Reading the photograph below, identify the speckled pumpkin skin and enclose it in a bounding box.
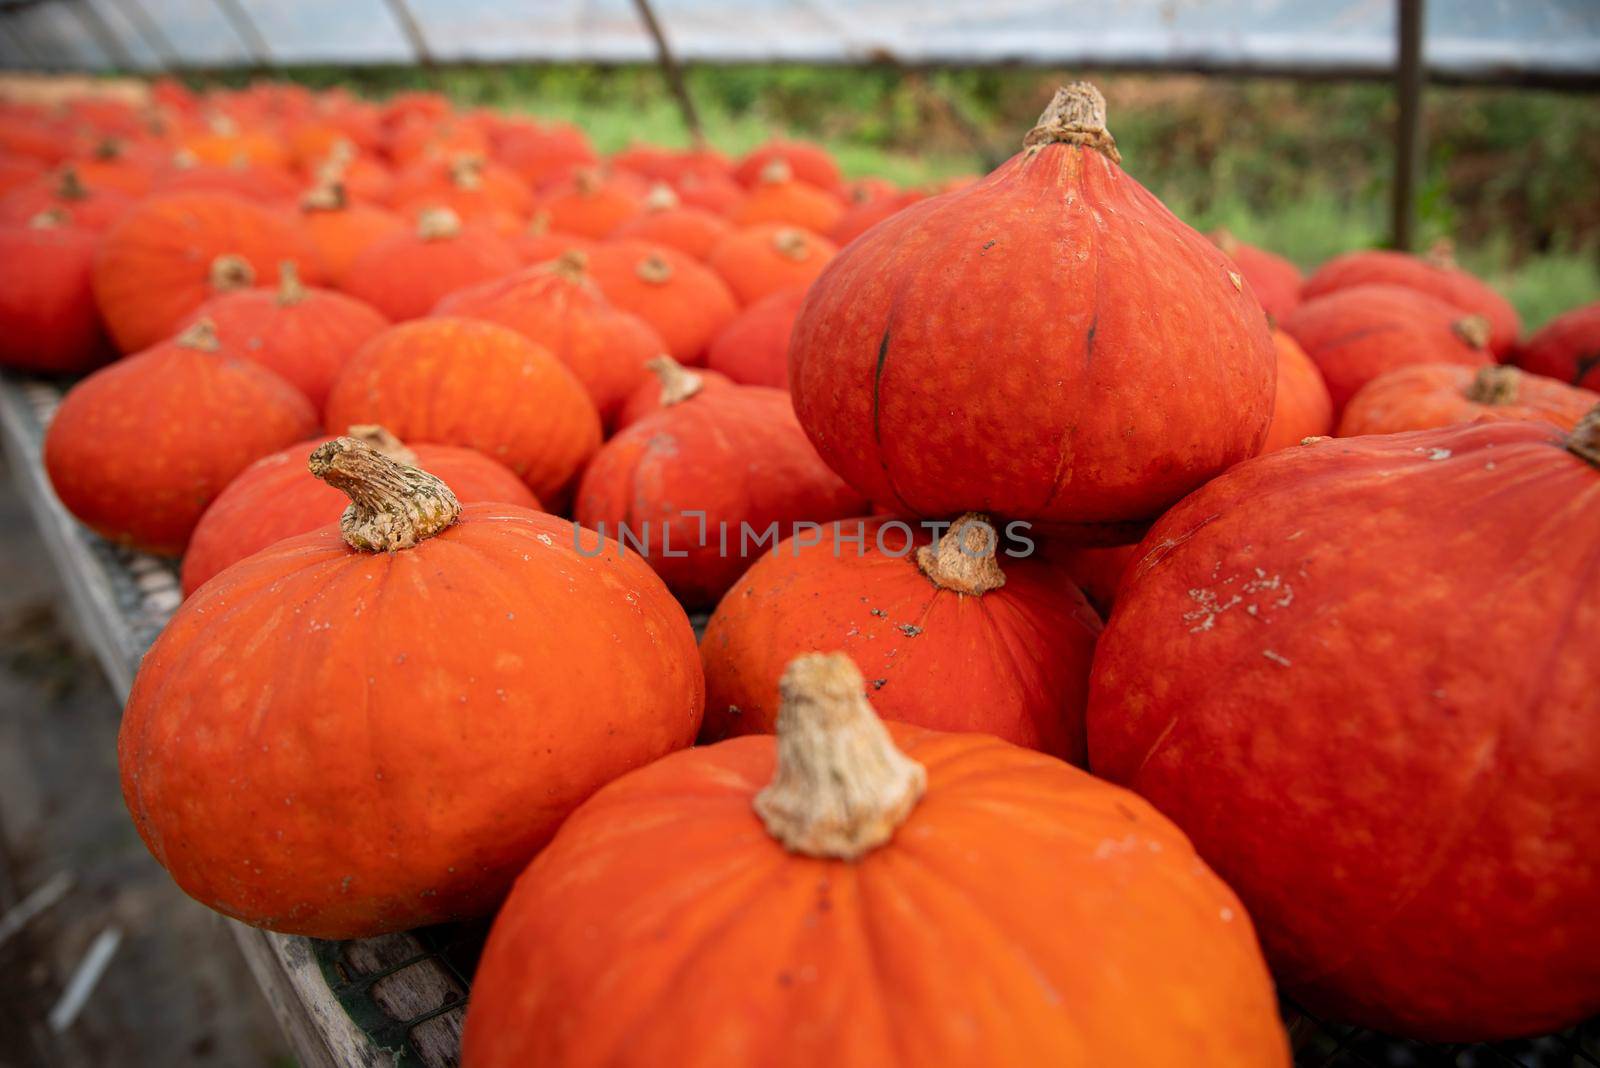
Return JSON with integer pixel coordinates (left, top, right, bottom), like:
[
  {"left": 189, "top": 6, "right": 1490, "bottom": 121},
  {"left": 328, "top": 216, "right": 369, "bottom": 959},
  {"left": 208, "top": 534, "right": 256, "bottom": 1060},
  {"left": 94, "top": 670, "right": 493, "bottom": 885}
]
[
  {"left": 1087, "top": 421, "right": 1600, "bottom": 1040},
  {"left": 44, "top": 340, "right": 317, "bottom": 555},
  {"left": 700, "top": 518, "right": 1102, "bottom": 760},
  {"left": 324, "top": 318, "right": 602, "bottom": 503},
  {"left": 706, "top": 286, "right": 806, "bottom": 388},
  {"left": 434, "top": 265, "right": 666, "bottom": 426},
  {"left": 1339, "top": 363, "right": 1598, "bottom": 437},
  {"left": 1261, "top": 330, "right": 1333, "bottom": 452},
  {"left": 0, "top": 222, "right": 111, "bottom": 373},
  {"left": 182, "top": 284, "right": 390, "bottom": 409},
  {"left": 1281, "top": 284, "right": 1491, "bottom": 417},
  {"left": 788, "top": 137, "right": 1275, "bottom": 526},
  {"left": 180, "top": 437, "right": 539, "bottom": 595},
  {"left": 574, "top": 387, "right": 869, "bottom": 608},
  {"left": 461, "top": 725, "right": 1289, "bottom": 1068},
  {"left": 92, "top": 191, "right": 322, "bottom": 354},
  {"left": 1302, "top": 249, "right": 1521, "bottom": 358},
  {"left": 121, "top": 506, "right": 704, "bottom": 939},
  {"left": 1514, "top": 301, "right": 1600, "bottom": 391}
]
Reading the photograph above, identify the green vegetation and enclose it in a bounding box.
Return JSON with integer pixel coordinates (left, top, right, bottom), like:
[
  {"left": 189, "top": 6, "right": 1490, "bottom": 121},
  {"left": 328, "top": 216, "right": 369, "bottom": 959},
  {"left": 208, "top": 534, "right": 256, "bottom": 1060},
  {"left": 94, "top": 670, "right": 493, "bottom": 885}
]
[{"left": 189, "top": 63, "right": 1599, "bottom": 329}]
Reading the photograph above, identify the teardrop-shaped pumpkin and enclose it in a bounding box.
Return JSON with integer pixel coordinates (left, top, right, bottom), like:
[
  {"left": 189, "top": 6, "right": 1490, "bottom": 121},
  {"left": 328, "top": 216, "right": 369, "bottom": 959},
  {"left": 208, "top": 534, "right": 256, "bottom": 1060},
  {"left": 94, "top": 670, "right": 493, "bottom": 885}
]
[
  {"left": 122, "top": 438, "right": 702, "bottom": 938},
  {"left": 180, "top": 426, "right": 538, "bottom": 595},
  {"left": 1338, "top": 363, "right": 1597, "bottom": 437},
  {"left": 1087, "top": 412, "right": 1600, "bottom": 1040},
  {"left": 462, "top": 652, "right": 1288, "bottom": 1068},
  {"left": 342, "top": 207, "right": 520, "bottom": 321},
  {"left": 788, "top": 84, "right": 1275, "bottom": 528},
  {"left": 701, "top": 514, "right": 1100, "bottom": 759},
  {"left": 44, "top": 321, "right": 317, "bottom": 554}
]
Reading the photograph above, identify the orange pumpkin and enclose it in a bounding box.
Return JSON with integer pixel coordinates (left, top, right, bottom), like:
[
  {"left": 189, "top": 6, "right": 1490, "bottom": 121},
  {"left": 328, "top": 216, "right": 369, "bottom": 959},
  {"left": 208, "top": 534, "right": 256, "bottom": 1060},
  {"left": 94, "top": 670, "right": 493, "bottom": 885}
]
[
  {"left": 44, "top": 321, "right": 317, "bottom": 554},
  {"left": 1281, "top": 284, "right": 1493, "bottom": 417},
  {"left": 1338, "top": 363, "right": 1598, "bottom": 437},
  {"left": 0, "top": 213, "right": 112, "bottom": 374},
  {"left": 0, "top": 168, "right": 135, "bottom": 232},
  {"left": 1210, "top": 229, "right": 1302, "bottom": 323},
  {"left": 434, "top": 252, "right": 665, "bottom": 426},
  {"left": 1261, "top": 330, "right": 1333, "bottom": 452},
  {"left": 122, "top": 437, "right": 703, "bottom": 938},
  {"left": 508, "top": 211, "right": 591, "bottom": 265},
  {"left": 734, "top": 138, "right": 843, "bottom": 192},
  {"left": 341, "top": 208, "right": 520, "bottom": 321},
  {"left": 492, "top": 119, "right": 598, "bottom": 189},
  {"left": 462, "top": 652, "right": 1288, "bottom": 1068},
  {"left": 701, "top": 514, "right": 1101, "bottom": 759},
  {"left": 706, "top": 225, "right": 837, "bottom": 306},
  {"left": 1513, "top": 300, "right": 1600, "bottom": 391},
  {"left": 536, "top": 167, "right": 645, "bottom": 238},
  {"left": 1053, "top": 541, "right": 1139, "bottom": 618},
  {"left": 296, "top": 182, "right": 405, "bottom": 286},
  {"left": 612, "top": 356, "right": 738, "bottom": 430},
  {"left": 705, "top": 286, "right": 806, "bottom": 388},
  {"left": 389, "top": 153, "right": 533, "bottom": 224},
  {"left": 671, "top": 169, "right": 746, "bottom": 215},
  {"left": 609, "top": 183, "right": 733, "bottom": 260},
  {"left": 730, "top": 160, "right": 845, "bottom": 235},
  {"left": 92, "top": 191, "right": 321, "bottom": 354},
  {"left": 583, "top": 241, "right": 739, "bottom": 365},
  {"left": 829, "top": 188, "right": 923, "bottom": 246},
  {"left": 324, "top": 317, "right": 601, "bottom": 502},
  {"left": 180, "top": 262, "right": 389, "bottom": 408},
  {"left": 180, "top": 426, "right": 538, "bottom": 595},
  {"left": 575, "top": 380, "right": 868, "bottom": 607}
]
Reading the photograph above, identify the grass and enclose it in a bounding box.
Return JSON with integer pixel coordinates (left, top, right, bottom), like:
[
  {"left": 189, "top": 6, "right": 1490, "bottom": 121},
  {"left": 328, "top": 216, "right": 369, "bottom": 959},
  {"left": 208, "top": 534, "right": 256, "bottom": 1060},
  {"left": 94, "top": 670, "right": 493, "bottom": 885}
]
[{"left": 188, "top": 63, "right": 1600, "bottom": 331}]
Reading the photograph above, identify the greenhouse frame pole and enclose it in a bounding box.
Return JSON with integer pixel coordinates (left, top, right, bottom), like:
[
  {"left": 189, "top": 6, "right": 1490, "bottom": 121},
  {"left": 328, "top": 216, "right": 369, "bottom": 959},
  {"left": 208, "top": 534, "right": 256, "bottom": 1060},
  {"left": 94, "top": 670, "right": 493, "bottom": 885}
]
[
  {"left": 68, "top": 0, "right": 136, "bottom": 71},
  {"left": 210, "top": 0, "right": 271, "bottom": 69},
  {"left": 631, "top": 0, "right": 705, "bottom": 145},
  {"left": 1392, "top": 0, "right": 1425, "bottom": 251},
  {"left": 382, "top": 0, "right": 435, "bottom": 71},
  {"left": 112, "top": 0, "right": 181, "bottom": 70}
]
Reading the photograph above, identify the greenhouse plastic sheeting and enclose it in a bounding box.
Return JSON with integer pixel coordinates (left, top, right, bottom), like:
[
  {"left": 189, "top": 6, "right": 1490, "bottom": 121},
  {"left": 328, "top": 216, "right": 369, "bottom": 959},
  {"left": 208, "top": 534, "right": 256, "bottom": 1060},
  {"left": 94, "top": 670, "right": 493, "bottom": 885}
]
[{"left": 0, "top": 0, "right": 1596, "bottom": 81}]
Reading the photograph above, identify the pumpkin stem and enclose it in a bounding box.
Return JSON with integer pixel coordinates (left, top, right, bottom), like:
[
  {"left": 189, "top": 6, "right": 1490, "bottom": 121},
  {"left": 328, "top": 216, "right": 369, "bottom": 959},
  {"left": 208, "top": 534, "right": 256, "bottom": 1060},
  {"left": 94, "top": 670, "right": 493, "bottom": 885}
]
[
  {"left": 175, "top": 318, "right": 221, "bottom": 352},
  {"left": 1208, "top": 227, "right": 1240, "bottom": 255},
  {"left": 573, "top": 167, "right": 601, "bottom": 196},
  {"left": 551, "top": 249, "right": 589, "bottom": 282},
  {"left": 526, "top": 210, "right": 551, "bottom": 236},
  {"left": 1023, "top": 82, "right": 1122, "bottom": 164},
  {"left": 758, "top": 158, "right": 794, "bottom": 185},
  {"left": 753, "top": 652, "right": 927, "bottom": 861},
  {"left": 772, "top": 228, "right": 812, "bottom": 261},
  {"left": 346, "top": 424, "right": 418, "bottom": 467},
  {"left": 635, "top": 253, "right": 673, "bottom": 285},
  {"left": 308, "top": 437, "right": 461, "bottom": 553},
  {"left": 209, "top": 254, "right": 256, "bottom": 293},
  {"left": 93, "top": 138, "right": 122, "bottom": 161},
  {"left": 645, "top": 355, "right": 703, "bottom": 407},
  {"left": 1568, "top": 406, "right": 1600, "bottom": 468},
  {"left": 56, "top": 167, "right": 88, "bottom": 201},
  {"left": 1452, "top": 315, "right": 1491, "bottom": 350},
  {"left": 29, "top": 207, "right": 69, "bottom": 229},
  {"left": 1425, "top": 238, "right": 1458, "bottom": 270},
  {"left": 300, "top": 181, "right": 347, "bottom": 212},
  {"left": 1464, "top": 364, "right": 1521, "bottom": 405},
  {"left": 416, "top": 207, "right": 462, "bottom": 241},
  {"left": 449, "top": 153, "right": 484, "bottom": 190},
  {"left": 275, "top": 261, "right": 307, "bottom": 306},
  {"left": 643, "top": 182, "right": 680, "bottom": 211},
  {"left": 915, "top": 513, "right": 1007, "bottom": 596}
]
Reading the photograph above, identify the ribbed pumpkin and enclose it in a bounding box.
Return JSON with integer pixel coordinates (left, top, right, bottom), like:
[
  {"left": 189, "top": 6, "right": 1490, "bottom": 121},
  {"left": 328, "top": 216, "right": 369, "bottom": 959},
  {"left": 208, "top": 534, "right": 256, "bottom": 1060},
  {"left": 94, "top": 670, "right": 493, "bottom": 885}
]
[
  {"left": 1281, "top": 284, "right": 1493, "bottom": 417},
  {"left": 707, "top": 225, "right": 837, "bottom": 306},
  {"left": 1302, "top": 246, "right": 1520, "bottom": 357},
  {"left": 789, "top": 84, "right": 1275, "bottom": 527},
  {"left": 1087, "top": 413, "right": 1600, "bottom": 1040},
  {"left": 536, "top": 167, "right": 645, "bottom": 238},
  {"left": 1513, "top": 300, "right": 1600, "bottom": 390},
  {"left": 1261, "top": 330, "right": 1333, "bottom": 452},
  {"left": 181, "top": 262, "right": 389, "bottom": 408},
  {"left": 1210, "top": 229, "right": 1302, "bottom": 323},
  {"left": 180, "top": 426, "right": 538, "bottom": 595},
  {"left": 701, "top": 514, "right": 1101, "bottom": 759},
  {"left": 122, "top": 437, "right": 703, "bottom": 938},
  {"left": 433, "top": 252, "right": 665, "bottom": 425},
  {"left": 92, "top": 191, "right": 321, "bottom": 354},
  {"left": 609, "top": 183, "right": 733, "bottom": 260},
  {"left": 296, "top": 182, "right": 405, "bottom": 286},
  {"left": 342, "top": 207, "right": 520, "bottom": 321},
  {"left": 1338, "top": 363, "right": 1597, "bottom": 437},
  {"left": 730, "top": 160, "right": 845, "bottom": 235},
  {"left": 324, "top": 317, "right": 601, "bottom": 502},
  {"left": 575, "top": 382, "right": 869, "bottom": 607},
  {"left": 44, "top": 321, "right": 317, "bottom": 554},
  {"left": 705, "top": 286, "right": 806, "bottom": 388},
  {"left": 583, "top": 241, "right": 739, "bottom": 365},
  {"left": 0, "top": 168, "right": 135, "bottom": 232},
  {"left": 0, "top": 213, "right": 112, "bottom": 373},
  {"left": 462, "top": 652, "right": 1289, "bottom": 1068},
  {"left": 734, "top": 138, "right": 843, "bottom": 192},
  {"left": 612, "top": 356, "right": 738, "bottom": 430}
]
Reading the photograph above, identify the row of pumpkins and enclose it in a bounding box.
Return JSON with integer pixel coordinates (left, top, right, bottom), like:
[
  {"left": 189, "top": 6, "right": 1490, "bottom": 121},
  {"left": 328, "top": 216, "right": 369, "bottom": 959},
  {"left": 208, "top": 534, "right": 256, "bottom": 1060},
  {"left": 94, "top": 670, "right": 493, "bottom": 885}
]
[{"left": 4, "top": 77, "right": 1598, "bottom": 1065}]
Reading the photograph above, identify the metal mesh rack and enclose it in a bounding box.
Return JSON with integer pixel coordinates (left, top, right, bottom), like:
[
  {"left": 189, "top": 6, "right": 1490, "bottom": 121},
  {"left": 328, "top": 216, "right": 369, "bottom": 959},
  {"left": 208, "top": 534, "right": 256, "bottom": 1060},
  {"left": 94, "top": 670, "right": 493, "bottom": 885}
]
[{"left": 2, "top": 370, "right": 1595, "bottom": 1068}]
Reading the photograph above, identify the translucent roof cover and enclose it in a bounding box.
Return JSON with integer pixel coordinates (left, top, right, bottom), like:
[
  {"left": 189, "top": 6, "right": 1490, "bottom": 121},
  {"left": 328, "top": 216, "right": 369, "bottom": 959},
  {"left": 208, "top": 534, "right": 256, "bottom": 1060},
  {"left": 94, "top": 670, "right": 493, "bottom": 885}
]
[{"left": 1, "top": 0, "right": 1596, "bottom": 83}]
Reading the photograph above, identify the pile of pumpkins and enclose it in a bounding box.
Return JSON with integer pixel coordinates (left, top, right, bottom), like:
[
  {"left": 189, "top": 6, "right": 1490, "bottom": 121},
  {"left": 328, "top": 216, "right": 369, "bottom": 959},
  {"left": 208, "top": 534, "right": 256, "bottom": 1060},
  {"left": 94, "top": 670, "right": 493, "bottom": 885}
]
[{"left": 2, "top": 75, "right": 1596, "bottom": 1066}]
